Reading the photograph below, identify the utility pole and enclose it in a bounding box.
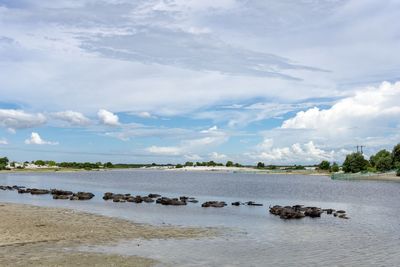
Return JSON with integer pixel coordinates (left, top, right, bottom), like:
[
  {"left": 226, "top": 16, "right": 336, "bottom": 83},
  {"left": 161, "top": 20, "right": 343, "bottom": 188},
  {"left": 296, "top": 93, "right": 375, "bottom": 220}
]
[{"left": 355, "top": 145, "right": 365, "bottom": 154}]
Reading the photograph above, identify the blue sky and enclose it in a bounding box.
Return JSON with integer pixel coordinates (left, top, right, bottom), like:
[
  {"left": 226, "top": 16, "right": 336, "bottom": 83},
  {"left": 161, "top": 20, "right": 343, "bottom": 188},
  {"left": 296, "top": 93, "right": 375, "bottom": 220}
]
[{"left": 0, "top": 0, "right": 400, "bottom": 164}]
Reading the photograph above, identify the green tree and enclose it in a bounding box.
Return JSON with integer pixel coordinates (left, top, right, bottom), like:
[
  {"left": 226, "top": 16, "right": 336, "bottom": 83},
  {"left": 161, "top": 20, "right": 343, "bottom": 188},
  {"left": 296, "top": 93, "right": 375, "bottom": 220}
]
[
  {"left": 375, "top": 156, "right": 393, "bottom": 172},
  {"left": 184, "top": 161, "right": 194, "bottom": 167},
  {"left": 207, "top": 161, "right": 216, "bottom": 167},
  {"left": 0, "top": 157, "right": 9, "bottom": 170},
  {"left": 226, "top": 161, "right": 234, "bottom": 167},
  {"left": 34, "top": 160, "right": 45, "bottom": 166},
  {"left": 342, "top": 152, "right": 369, "bottom": 173},
  {"left": 318, "top": 160, "right": 331, "bottom": 170},
  {"left": 47, "top": 160, "right": 57, "bottom": 167},
  {"left": 294, "top": 165, "right": 305, "bottom": 170},
  {"left": 257, "top": 162, "right": 265, "bottom": 168},
  {"left": 104, "top": 162, "right": 114, "bottom": 168},
  {"left": 370, "top": 149, "right": 392, "bottom": 167},
  {"left": 392, "top": 143, "right": 400, "bottom": 168},
  {"left": 266, "top": 165, "right": 277, "bottom": 170},
  {"left": 396, "top": 167, "right": 400, "bottom": 177},
  {"left": 175, "top": 164, "right": 183, "bottom": 168},
  {"left": 331, "top": 162, "right": 339, "bottom": 172},
  {"left": 370, "top": 149, "right": 393, "bottom": 172}
]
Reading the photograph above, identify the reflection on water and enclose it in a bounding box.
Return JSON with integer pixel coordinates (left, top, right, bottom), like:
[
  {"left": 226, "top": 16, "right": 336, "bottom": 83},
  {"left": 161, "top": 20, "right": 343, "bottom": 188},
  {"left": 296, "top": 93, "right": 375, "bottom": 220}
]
[{"left": 1, "top": 169, "right": 400, "bottom": 266}]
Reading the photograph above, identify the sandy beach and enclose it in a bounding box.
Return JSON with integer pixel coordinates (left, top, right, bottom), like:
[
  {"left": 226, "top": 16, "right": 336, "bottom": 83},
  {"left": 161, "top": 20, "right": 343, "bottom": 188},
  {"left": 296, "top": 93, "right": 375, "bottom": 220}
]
[
  {"left": 164, "top": 166, "right": 330, "bottom": 176},
  {"left": 0, "top": 203, "right": 214, "bottom": 267}
]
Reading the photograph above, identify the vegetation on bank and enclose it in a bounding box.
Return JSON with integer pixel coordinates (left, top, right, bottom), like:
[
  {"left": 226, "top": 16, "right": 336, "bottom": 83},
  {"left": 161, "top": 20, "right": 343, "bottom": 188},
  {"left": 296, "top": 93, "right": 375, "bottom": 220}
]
[
  {"left": 1, "top": 143, "right": 400, "bottom": 176},
  {"left": 0, "top": 158, "right": 168, "bottom": 171},
  {"left": 340, "top": 143, "right": 400, "bottom": 175}
]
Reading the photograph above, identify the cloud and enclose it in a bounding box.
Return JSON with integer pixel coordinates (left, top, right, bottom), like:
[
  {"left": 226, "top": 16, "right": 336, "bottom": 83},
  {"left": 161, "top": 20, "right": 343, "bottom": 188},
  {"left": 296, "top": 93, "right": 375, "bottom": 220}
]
[
  {"left": 0, "top": 109, "right": 46, "bottom": 131},
  {"left": 146, "top": 145, "right": 181, "bottom": 156},
  {"left": 195, "top": 100, "right": 332, "bottom": 128},
  {"left": 52, "top": 110, "right": 91, "bottom": 126},
  {"left": 246, "top": 139, "right": 337, "bottom": 164},
  {"left": 146, "top": 126, "right": 228, "bottom": 156},
  {"left": 24, "top": 132, "right": 58, "bottom": 145},
  {"left": 105, "top": 126, "right": 191, "bottom": 141},
  {"left": 242, "top": 81, "right": 400, "bottom": 163},
  {"left": 136, "top": 111, "right": 156, "bottom": 119},
  {"left": 200, "top": 125, "right": 218, "bottom": 133},
  {"left": 184, "top": 154, "right": 202, "bottom": 161},
  {"left": 81, "top": 27, "right": 320, "bottom": 80},
  {"left": 282, "top": 81, "right": 400, "bottom": 133},
  {"left": 209, "top": 152, "right": 227, "bottom": 160},
  {"left": 0, "top": 138, "right": 8, "bottom": 145},
  {"left": 1, "top": 1, "right": 400, "bottom": 164},
  {"left": 97, "top": 109, "right": 120, "bottom": 126}
]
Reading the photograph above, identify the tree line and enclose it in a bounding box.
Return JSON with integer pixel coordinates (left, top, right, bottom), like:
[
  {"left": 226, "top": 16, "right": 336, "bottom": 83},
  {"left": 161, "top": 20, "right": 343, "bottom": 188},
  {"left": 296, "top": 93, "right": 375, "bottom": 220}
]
[{"left": 317, "top": 143, "right": 400, "bottom": 176}]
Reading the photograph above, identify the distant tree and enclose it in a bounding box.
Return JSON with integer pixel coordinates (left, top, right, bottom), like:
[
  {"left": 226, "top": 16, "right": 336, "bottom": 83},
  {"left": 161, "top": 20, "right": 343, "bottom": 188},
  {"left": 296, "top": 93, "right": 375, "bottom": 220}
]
[
  {"left": 0, "top": 157, "right": 9, "bottom": 170},
  {"left": 226, "top": 161, "right": 234, "bottom": 167},
  {"left": 10, "top": 161, "right": 15, "bottom": 168},
  {"left": 318, "top": 160, "right": 331, "bottom": 170},
  {"left": 34, "top": 160, "right": 45, "bottom": 166},
  {"left": 208, "top": 161, "right": 216, "bottom": 167},
  {"left": 331, "top": 162, "right": 339, "bottom": 172},
  {"left": 257, "top": 162, "right": 265, "bottom": 168},
  {"left": 266, "top": 165, "right": 277, "bottom": 170},
  {"left": 370, "top": 149, "right": 392, "bottom": 167},
  {"left": 104, "top": 162, "right": 114, "bottom": 168},
  {"left": 47, "top": 160, "right": 57, "bottom": 167},
  {"left": 184, "top": 161, "right": 194, "bottom": 167},
  {"left": 175, "top": 164, "right": 183, "bottom": 168},
  {"left": 234, "top": 163, "right": 241, "bottom": 167},
  {"left": 293, "top": 165, "right": 305, "bottom": 170},
  {"left": 392, "top": 143, "right": 400, "bottom": 168},
  {"left": 342, "top": 153, "right": 369, "bottom": 173},
  {"left": 370, "top": 149, "right": 393, "bottom": 172},
  {"left": 397, "top": 167, "right": 400, "bottom": 177},
  {"left": 376, "top": 156, "right": 394, "bottom": 172}
]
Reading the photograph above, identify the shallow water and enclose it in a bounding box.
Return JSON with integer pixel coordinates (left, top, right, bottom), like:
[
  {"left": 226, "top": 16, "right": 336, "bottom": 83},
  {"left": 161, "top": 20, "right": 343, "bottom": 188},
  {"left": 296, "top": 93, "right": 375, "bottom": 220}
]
[{"left": 1, "top": 169, "right": 400, "bottom": 266}]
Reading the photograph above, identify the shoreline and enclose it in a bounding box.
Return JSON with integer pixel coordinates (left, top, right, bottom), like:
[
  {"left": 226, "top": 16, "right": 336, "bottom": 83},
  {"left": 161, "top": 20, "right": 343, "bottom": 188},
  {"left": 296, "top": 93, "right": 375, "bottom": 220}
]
[
  {"left": 3, "top": 167, "right": 399, "bottom": 182},
  {"left": 164, "top": 166, "right": 330, "bottom": 176},
  {"left": 0, "top": 166, "right": 330, "bottom": 176},
  {"left": 0, "top": 202, "right": 215, "bottom": 266}
]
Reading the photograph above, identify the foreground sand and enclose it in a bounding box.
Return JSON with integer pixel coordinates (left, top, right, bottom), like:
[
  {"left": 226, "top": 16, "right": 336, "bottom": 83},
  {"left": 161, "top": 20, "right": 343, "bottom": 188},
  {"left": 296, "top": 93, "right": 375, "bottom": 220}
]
[{"left": 0, "top": 203, "right": 214, "bottom": 267}]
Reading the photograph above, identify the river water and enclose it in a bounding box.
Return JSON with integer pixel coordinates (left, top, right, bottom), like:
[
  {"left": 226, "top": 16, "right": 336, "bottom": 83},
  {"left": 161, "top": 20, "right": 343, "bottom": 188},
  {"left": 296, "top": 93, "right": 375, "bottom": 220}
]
[{"left": 1, "top": 169, "right": 399, "bottom": 266}]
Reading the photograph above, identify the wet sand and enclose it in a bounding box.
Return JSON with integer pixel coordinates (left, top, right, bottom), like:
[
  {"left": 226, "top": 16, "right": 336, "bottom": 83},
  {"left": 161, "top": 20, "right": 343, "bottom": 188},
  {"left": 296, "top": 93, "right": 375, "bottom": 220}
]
[{"left": 0, "top": 203, "right": 215, "bottom": 266}]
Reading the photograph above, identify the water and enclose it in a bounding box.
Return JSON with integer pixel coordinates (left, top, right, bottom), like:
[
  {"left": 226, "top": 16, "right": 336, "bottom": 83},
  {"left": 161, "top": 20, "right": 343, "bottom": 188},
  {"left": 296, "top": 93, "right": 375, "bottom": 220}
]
[{"left": 1, "top": 169, "right": 400, "bottom": 266}]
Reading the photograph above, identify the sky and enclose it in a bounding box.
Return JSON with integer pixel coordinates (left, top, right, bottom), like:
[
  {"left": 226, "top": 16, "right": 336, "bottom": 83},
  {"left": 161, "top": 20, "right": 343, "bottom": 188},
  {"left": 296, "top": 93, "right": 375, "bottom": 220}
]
[{"left": 0, "top": 0, "right": 400, "bottom": 164}]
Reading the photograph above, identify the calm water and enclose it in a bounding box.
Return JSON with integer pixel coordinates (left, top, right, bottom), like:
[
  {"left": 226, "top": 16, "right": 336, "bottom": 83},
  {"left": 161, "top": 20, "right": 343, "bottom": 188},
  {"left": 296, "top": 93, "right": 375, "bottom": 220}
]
[{"left": 1, "top": 169, "right": 400, "bottom": 266}]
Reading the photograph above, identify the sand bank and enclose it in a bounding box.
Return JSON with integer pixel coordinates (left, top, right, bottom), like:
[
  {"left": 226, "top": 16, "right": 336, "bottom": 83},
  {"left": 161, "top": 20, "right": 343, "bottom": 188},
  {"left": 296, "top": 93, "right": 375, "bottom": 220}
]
[{"left": 0, "top": 203, "right": 214, "bottom": 266}]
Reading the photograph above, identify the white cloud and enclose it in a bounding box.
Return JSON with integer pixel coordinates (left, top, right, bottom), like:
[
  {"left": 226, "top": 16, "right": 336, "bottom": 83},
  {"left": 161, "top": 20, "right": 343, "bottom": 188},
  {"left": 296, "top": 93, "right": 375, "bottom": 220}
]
[
  {"left": 201, "top": 125, "right": 218, "bottom": 133},
  {"left": 184, "top": 154, "right": 202, "bottom": 161},
  {"left": 282, "top": 81, "right": 400, "bottom": 130},
  {"left": 247, "top": 139, "right": 336, "bottom": 164},
  {"left": 147, "top": 145, "right": 181, "bottom": 156},
  {"left": 24, "top": 132, "right": 58, "bottom": 145},
  {"left": 0, "top": 138, "right": 8, "bottom": 145},
  {"left": 52, "top": 110, "right": 91, "bottom": 126},
  {"left": 146, "top": 126, "right": 228, "bottom": 156},
  {"left": 0, "top": 109, "right": 46, "bottom": 130},
  {"left": 136, "top": 111, "right": 156, "bottom": 119},
  {"left": 195, "top": 101, "right": 330, "bottom": 128},
  {"left": 209, "top": 152, "right": 227, "bottom": 160},
  {"left": 97, "top": 109, "right": 120, "bottom": 126}
]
